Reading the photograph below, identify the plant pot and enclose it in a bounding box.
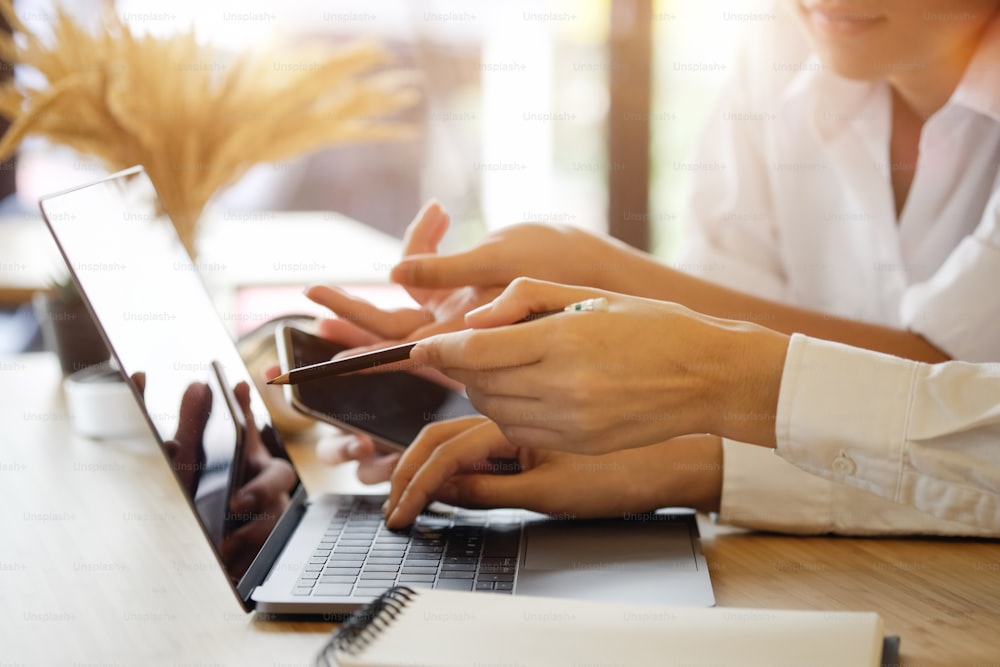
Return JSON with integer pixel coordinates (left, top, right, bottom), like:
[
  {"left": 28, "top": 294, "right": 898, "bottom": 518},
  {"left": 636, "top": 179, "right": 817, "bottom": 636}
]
[{"left": 32, "top": 290, "right": 111, "bottom": 375}]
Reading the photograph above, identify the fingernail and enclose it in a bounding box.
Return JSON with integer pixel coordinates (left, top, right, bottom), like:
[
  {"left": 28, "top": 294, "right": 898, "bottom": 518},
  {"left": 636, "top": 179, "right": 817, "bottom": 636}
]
[
  {"left": 390, "top": 261, "right": 416, "bottom": 284},
  {"left": 386, "top": 508, "right": 399, "bottom": 527},
  {"left": 408, "top": 344, "right": 428, "bottom": 365},
  {"left": 466, "top": 302, "right": 491, "bottom": 319},
  {"left": 381, "top": 499, "right": 389, "bottom": 514},
  {"left": 346, "top": 439, "right": 363, "bottom": 457},
  {"left": 433, "top": 205, "right": 449, "bottom": 225}
]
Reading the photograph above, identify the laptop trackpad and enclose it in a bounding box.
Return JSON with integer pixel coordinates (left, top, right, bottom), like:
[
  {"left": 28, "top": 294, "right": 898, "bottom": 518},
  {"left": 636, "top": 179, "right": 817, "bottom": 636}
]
[
  {"left": 522, "top": 519, "right": 696, "bottom": 570},
  {"left": 516, "top": 519, "right": 701, "bottom": 605}
]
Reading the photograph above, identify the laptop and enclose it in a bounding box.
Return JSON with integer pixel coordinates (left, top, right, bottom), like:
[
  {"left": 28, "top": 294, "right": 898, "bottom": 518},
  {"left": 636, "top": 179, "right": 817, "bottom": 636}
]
[{"left": 38, "top": 166, "right": 715, "bottom": 615}]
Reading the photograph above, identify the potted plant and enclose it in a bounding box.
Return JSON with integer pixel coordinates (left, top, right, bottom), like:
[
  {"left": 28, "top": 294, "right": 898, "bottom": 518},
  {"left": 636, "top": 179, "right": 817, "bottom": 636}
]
[
  {"left": 0, "top": 0, "right": 418, "bottom": 257},
  {"left": 31, "top": 275, "right": 110, "bottom": 375}
]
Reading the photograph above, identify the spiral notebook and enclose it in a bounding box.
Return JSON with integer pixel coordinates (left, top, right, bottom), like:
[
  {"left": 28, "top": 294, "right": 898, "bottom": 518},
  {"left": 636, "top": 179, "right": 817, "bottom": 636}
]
[{"left": 316, "top": 586, "right": 899, "bottom": 667}]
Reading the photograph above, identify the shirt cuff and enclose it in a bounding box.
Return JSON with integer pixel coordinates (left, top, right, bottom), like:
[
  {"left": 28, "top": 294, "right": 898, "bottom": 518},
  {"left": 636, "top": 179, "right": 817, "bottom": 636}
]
[
  {"left": 774, "top": 334, "right": 915, "bottom": 501},
  {"left": 720, "top": 435, "right": 994, "bottom": 536},
  {"left": 719, "top": 437, "right": 835, "bottom": 534}
]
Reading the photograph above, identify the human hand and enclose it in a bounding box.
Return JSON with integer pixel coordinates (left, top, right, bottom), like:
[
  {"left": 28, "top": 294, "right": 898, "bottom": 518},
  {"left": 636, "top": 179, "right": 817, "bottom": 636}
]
[
  {"left": 162, "top": 382, "right": 213, "bottom": 496},
  {"left": 410, "top": 278, "right": 790, "bottom": 455},
  {"left": 383, "top": 416, "right": 723, "bottom": 528},
  {"left": 306, "top": 200, "right": 502, "bottom": 351},
  {"left": 132, "top": 371, "right": 296, "bottom": 578},
  {"left": 220, "top": 382, "right": 297, "bottom": 577},
  {"left": 315, "top": 431, "right": 402, "bottom": 485},
  {"left": 390, "top": 220, "right": 617, "bottom": 291},
  {"left": 129, "top": 372, "right": 212, "bottom": 497},
  {"left": 159, "top": 377, "right": 296, "bottom": 579},
  {"left": 303, "top": 200, "right": 494, "bottom": 482}
]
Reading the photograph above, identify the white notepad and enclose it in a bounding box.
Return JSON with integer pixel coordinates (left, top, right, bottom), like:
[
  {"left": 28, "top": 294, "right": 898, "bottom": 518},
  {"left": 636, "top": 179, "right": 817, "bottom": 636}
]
[{"left": 319, "top": 586, "right": 887, "bottom": 667}]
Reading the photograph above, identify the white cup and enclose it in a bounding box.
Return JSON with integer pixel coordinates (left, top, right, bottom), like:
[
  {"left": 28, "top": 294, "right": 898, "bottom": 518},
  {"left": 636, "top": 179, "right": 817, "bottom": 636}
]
[{"left": 63, "top": 365, "right": 148, "bottom": 439}]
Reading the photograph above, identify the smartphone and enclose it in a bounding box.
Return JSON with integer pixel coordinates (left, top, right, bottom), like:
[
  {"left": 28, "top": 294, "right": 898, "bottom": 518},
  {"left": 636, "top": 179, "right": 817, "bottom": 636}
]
[
  {"left": 275, "top": 324, "right": 479, "bottom": 452},
  {"left": 210, "top": 360, "right": 250, "bottom": 537}
]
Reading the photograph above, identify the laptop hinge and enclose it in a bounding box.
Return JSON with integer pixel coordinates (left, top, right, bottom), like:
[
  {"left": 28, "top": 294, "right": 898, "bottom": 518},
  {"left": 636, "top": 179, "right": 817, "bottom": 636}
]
[{"left": 235, "top": 484, "right": 309, "bottom": 610}]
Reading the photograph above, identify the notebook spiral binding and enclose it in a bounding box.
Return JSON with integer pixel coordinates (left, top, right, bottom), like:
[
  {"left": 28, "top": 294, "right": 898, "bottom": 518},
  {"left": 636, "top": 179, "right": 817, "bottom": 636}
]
[{"left": 314, "top": 586, "right": 418, "bottom": 667}]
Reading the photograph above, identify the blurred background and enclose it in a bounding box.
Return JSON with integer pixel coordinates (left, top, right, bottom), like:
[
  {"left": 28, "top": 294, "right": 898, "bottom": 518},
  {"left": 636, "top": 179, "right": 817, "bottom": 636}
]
[
  {"left": 1, "top": 0, "right": 772, "bottom": 353},
  {"left": 9, "top": 0, "right": 772, "bottom": 253}
]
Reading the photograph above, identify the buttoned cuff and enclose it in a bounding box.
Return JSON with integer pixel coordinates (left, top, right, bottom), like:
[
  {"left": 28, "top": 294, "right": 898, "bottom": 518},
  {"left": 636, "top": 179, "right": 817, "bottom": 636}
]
[
  {"left": 774, "top": 334, "right": 914, "bottom": 501},
  {"left": 720, "top": 336, "right": 995, "bottom": 535},
  {"left": 718, "top": 437, "right": 835, "bottom": 534},
  {"left": 720, "top": 434, "right": 994, "bottom": 536}
]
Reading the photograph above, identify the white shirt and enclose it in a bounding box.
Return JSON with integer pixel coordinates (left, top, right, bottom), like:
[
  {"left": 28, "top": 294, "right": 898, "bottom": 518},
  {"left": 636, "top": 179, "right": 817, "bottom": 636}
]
[
  {"left": 679, "top": 5, "right": 1000, "bottom": 534},
  {"left": 776, "top": 334, "right": 1000, "bottom": 533}
]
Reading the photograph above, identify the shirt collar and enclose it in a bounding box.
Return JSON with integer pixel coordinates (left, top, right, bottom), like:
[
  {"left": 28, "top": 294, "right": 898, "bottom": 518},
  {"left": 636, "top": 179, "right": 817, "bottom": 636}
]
[{"left": 951, "top": 14, "right": 1000, "bottom": 123}]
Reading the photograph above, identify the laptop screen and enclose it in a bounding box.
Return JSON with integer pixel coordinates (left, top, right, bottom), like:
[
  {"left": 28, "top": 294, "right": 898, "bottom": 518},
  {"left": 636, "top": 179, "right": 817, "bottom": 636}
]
[{"left": 39, "top": 167, "right": 303, "bottom": 587}]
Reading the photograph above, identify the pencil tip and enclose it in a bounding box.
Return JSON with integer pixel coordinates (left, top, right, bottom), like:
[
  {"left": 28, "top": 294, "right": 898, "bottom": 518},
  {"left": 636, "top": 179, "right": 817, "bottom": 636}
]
[{"left": 267, "top": 374, "right": 288, "bottom": 385}]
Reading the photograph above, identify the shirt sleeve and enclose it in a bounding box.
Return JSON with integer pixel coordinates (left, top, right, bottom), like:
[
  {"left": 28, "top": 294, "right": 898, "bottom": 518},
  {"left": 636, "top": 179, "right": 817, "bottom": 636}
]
[
  {"left": 763, "top": 334, "right": 1000, "bottom": 533},
  {"left": 718, "top": 440, "right": 996, "bottom": 536},
  {"left": 900, "top": 187, "right": 1000, "bottom": 362}
]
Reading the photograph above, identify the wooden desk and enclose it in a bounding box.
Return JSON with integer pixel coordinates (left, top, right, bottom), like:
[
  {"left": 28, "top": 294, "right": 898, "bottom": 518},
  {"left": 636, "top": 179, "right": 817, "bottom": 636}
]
[{"left": 2, "top": 353, "right": 998, "bottom": 666}]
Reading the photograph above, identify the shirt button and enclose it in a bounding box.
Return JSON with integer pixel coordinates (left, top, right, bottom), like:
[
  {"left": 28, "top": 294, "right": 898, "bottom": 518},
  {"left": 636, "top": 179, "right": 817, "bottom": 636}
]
[{"left": 832, "top": 454, "right": 856, "bottom": 476}]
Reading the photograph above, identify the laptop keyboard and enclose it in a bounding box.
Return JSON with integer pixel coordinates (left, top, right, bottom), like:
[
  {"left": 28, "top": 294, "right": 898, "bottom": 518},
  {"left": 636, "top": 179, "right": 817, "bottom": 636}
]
[{"left": 293, "top": 497, "right": 520, "bottom": 597}]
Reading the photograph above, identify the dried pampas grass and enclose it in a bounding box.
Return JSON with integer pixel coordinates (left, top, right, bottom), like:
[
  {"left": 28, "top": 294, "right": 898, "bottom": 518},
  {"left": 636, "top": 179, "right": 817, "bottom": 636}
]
[{"left": 0, "top": 1, "right": 418, "bottom": 255}]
